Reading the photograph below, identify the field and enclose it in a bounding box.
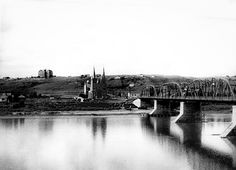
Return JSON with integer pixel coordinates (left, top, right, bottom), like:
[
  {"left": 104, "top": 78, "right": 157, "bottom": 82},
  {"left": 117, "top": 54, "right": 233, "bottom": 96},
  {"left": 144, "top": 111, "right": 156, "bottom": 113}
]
[{"left": 0, "top": 75, "right": 194, "bottom": 97}]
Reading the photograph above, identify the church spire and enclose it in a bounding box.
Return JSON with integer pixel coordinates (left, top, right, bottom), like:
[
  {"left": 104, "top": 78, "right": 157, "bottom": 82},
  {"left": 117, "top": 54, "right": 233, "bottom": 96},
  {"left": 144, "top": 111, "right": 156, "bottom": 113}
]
[
  {"left": 101, "top": 67, "right": 106, "bottom": 85},
  {"left": 101, "top": 67, "right": 107, "bottom": 98},
  {"left": 88, "top": 67, "right": 95, "bottom": 99},
  {"left": 102, "top": 67, "right": 105, "bottom": 78},
  {"left": 93, "top": 66, "right": 96, "bottom": 78}
]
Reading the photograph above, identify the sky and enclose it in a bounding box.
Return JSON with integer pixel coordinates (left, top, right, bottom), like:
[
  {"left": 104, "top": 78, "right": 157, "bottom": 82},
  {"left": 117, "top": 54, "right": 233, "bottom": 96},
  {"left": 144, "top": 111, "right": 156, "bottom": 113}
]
[{"left": 0, "top": 0, "right": 236, "bottom": 78}]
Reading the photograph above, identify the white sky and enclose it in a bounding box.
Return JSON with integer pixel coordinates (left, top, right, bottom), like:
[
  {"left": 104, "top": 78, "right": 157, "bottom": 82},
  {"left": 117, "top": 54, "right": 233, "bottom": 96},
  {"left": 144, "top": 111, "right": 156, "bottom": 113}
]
[{"left": 0, "top": 0, "right": 236, "bottom": 77}]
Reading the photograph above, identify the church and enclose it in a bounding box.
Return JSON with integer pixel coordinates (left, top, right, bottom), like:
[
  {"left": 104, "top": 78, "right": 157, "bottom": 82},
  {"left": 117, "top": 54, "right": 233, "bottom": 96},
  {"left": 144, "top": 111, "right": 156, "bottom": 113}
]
[{"left": 83, "top": 68, "right": 107, "bottom": 99}]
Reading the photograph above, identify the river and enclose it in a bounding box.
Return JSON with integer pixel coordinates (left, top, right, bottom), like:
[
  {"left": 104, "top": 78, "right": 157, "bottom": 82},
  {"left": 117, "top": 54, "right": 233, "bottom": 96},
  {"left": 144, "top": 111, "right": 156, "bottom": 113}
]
[{"left": 0, "top": 113, "right": 235, "bottom": 170}]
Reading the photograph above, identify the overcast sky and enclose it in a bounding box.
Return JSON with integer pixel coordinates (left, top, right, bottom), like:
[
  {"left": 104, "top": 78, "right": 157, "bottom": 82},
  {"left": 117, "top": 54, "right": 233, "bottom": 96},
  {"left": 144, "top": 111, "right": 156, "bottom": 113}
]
[{"left": 0, "top": 0, "right": 236, "bottom": 77}]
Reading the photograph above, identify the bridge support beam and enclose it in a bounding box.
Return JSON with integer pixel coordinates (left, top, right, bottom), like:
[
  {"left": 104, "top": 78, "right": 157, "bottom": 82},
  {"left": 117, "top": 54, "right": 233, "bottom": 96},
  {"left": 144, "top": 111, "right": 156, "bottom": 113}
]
[
  {"left": 149, "top": 100, "right": 175, "bottom": 116},
  {"left": 174, "top": 101, "right": 202, "bottom": 123},
  {"left": 149, "top": 100, "right": 158, "bottom": 115},
  {"left": 221, "top": 106, "right": 236, "bottom": 138}
]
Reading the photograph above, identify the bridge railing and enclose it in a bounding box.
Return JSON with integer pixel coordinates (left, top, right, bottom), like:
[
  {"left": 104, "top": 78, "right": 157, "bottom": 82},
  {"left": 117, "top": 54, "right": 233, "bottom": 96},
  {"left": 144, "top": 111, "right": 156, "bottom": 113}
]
[
  {"left": 140, "top": 95, "right": 236, "bottom": 101},
  {"left": 140, "top": 78, "right": 236, "bottom": 101}
]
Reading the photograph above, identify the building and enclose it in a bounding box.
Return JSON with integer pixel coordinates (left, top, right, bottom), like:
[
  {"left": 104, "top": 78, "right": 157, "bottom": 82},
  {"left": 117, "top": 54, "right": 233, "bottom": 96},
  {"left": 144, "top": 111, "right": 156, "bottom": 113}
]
[
  {"left": 46, "top": 70, "right": 53, "bottom": 78},
  {"left": 0, "top": 93, "right": 8, "bottom": 102},
  {"left": 38, "top": 69, "right": 53, "bottom": 78},
  {"left": 127, "top": 92, "right": 140, "bottom": 98},
  {"left": 84, "top": 67, "right": 107, "bottom": 99},
  {"left": 38, "top": 70, "right": 45, "bottom": 78},
  {"left": 0, "top": 93, "right": 12, "bottom": 103},
  {"left": 3, "top": 77, "right": 10, "bottom": 80}
]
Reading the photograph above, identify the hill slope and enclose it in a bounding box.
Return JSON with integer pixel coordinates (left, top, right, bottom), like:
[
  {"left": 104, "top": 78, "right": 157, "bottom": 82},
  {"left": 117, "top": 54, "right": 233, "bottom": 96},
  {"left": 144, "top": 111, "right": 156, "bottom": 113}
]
[{"left": 1, "top": 75, "right": 235, "bottom": 98}]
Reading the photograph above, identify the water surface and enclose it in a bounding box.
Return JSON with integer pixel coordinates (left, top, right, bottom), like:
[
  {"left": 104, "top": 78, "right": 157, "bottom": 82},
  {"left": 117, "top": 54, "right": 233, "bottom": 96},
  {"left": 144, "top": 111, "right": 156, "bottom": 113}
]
[{"left": 0, "top": 114, "right": 235, "bottom": 170}]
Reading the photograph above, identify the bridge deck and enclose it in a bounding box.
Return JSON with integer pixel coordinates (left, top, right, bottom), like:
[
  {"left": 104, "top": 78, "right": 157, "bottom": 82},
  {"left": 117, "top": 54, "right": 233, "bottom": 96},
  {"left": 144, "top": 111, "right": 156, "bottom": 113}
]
[{"left": 140, "top": 96, "right": 236, "bottom": 104}]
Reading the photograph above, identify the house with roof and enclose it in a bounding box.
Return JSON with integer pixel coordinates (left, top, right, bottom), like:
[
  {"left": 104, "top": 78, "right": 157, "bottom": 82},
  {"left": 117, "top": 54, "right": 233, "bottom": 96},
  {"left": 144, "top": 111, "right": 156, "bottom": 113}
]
[{"left": 0, "top": 93, "right": 11, "bottom": 103}]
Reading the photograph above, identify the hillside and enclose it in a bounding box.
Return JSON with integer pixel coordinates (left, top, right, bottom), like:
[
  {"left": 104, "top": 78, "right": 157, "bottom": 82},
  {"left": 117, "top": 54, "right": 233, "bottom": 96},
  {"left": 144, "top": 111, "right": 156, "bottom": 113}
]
[
  {"left": 1, "top": 75, "right": 235, "bottom": 98},
  {"left": 1, "top": 75, "right": 236, "bottom": 114}
]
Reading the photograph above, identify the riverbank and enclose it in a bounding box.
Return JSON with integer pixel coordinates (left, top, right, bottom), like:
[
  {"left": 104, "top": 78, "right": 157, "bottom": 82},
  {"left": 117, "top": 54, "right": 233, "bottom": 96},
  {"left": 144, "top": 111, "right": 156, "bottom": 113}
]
[
  {"left": 0, "top": 109, "right": 150, "bottom": 118},
  {"left": 0, "top": 98, "right": 128, "bottom": 115},
  {"left": 1, "top": 108, "right": 232, "bottom": 118},
  {"left": 0, "top": 97, "right": 233, "bottom": 116}
]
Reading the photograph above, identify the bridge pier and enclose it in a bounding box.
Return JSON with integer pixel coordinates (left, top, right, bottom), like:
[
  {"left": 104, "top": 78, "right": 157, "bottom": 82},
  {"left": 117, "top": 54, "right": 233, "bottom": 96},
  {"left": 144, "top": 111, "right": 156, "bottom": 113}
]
[
  {"left": 221, "top": 106, "right": 236, "bottom": 138},
  {"left": 149, "top": 100, "right": 176, "bottom": 116},
  {"left": 149, "top": 100, "right": 158, "bottom": 115},
  {"left": 174, "top": 101, "right": 202, "bottom": 123}
]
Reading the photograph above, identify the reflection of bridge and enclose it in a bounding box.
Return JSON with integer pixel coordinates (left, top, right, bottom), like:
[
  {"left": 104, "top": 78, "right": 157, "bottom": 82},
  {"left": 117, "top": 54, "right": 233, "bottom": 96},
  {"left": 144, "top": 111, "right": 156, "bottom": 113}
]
[
  {"left": 138, "top": 78, "right": 236, "bottom": 137},
  {"left": 141, "top": 117, "right": 236, "bottom": 170}
]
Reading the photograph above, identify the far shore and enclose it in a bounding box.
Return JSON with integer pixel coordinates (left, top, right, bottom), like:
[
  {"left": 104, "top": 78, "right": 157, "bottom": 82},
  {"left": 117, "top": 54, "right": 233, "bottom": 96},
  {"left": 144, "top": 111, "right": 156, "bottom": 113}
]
[
  {"left": 0, "top": 108, "right": 233, "bottom": 119},
  {"left": 0, "top": 109, "right": 151, "bottom": 117}
]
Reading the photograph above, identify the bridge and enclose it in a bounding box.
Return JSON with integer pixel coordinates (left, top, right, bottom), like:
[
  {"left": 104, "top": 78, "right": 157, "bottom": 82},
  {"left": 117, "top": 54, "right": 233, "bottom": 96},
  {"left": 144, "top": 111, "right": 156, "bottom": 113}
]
[{"left": 138, "top": 77, "right": 236, "bottom": 138}]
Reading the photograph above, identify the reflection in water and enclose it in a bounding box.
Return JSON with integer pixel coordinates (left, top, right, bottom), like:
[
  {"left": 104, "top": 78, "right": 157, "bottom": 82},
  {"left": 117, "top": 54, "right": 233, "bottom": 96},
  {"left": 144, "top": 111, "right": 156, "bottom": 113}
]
[
  {"left": 0, "top": 118, "right": 25, "bottom": 129},
  {"left": 0, "top": 116, "right": 235, "bottom": 170},
  {"left": 100, "top": 118, "right": 107, "bottom": 139},
  {"left": 171, "top": 123, "right": 202, "bottom": 146},
  {"left": 141, "top": 117, "right": 234, "bottom": 170},
  {"left": 224, "top": 138, "right": 236, "bottom": 168},
  {"left": 92, "top": 118, "right": 98, "bottom": 138},
  {"left": 207, "top": 114, "right": 231, "bottom": 123},
  {"left": 92, "top": 117, "right": 107, "bottom": 140},
  {"left": 38, "top": 119, "right": 54, "bottom": 133},
  {"left": 141, "top": 117, "right": 171, "bottom": 136}
]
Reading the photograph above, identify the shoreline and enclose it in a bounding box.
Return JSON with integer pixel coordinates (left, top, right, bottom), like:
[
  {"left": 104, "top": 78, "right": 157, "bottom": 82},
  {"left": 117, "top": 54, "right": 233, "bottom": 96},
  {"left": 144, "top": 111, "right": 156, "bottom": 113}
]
[
  {"left": 0, "top": 109, "right": 151, "bottom": 118},
  {"left": 0, "top": 109, "right": 232, "bottom": 119}
]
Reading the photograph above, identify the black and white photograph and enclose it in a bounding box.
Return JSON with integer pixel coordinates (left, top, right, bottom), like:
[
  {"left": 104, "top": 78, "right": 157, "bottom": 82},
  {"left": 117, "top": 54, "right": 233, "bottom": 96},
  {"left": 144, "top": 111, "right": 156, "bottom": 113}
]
[{"left": 0, "top": 0, "right": 236, "bottom": 169}]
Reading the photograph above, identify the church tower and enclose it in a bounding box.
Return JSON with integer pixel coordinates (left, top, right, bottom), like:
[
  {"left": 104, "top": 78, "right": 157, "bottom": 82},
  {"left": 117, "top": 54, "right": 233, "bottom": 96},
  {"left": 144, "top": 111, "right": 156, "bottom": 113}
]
[
  {"left": 101, "top": 67, "right": 107, "bottom": 87},
  {"left": 88, "top": 67, "right": 96, "bottom": 99},
  {"left": 100, "top": 67, "right": 107, "bottom": 98},
  {"left": 93, "top": 66, "right": 96, "bottom": 79},
  {"left": 87, "top": 67, "right": 107, "bottom": 99}
]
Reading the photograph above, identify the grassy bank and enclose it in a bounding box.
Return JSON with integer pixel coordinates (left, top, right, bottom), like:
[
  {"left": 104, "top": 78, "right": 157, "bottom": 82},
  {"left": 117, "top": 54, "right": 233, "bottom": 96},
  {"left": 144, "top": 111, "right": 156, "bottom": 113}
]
[{"left": 0, "top": 98, "right": 126, "bottom": 115}]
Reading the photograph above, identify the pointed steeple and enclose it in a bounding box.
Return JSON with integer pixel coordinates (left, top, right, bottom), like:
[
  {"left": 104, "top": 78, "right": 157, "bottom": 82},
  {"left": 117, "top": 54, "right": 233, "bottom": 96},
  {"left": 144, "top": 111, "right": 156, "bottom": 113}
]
[
  {"left": 93, "top": 67, "right": 96, "bottom": 78},
  {"left": 102, "top": 67, "right": 105, "bottom": 78},
  {"left": 88, "top": 67, "right": 95, "bottom": 99},
  {"left": 101, "top": 67, "right": 107, "bottom": 85},
  {"left": 101, "top": 67, "right": 107, "bottom": 98}
]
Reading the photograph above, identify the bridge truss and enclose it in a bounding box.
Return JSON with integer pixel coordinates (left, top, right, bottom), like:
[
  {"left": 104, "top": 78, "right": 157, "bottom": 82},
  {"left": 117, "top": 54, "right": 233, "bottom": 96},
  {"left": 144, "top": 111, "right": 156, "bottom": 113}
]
[{"left": 141, "top": 78, "right": 235, "bottom": 100}]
